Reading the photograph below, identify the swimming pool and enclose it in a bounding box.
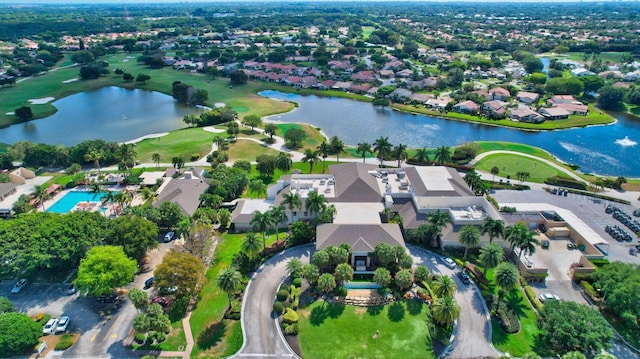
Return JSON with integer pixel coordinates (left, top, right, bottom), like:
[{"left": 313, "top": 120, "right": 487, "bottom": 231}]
[
  {"left": 343, "top": 282, "right": 381, "bottom": 290},
  {"left": 47, "top": 190, "right": 113, "bottom": 214}
]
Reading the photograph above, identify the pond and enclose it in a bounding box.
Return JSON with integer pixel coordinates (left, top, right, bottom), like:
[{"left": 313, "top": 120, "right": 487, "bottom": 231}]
[
  {"left": 1, "top": 86, "right": 197, "bottom": 146},
  {"left": 260, "top": 90, "right": 640, "bottom": 177}
]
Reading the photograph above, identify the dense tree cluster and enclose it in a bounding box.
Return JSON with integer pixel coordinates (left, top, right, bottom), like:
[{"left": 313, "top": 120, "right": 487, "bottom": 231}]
[{"left": 172, "top": 81, "right": 208, "bottom": 106}]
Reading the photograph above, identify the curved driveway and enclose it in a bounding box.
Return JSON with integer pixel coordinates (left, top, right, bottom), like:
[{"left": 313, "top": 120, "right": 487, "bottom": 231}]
[{"left": 234, "top": 244, "right": 499, "bottom": 358}]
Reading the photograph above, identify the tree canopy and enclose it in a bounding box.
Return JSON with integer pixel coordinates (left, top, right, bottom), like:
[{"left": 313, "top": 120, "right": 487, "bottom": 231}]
[
  {"left": 106, "top": 215, "right": 159, "bottom": 264},
  {"left": 75, "top": 245, "right": 137, "bottom": 296},
  {"left": 154, "top": 251, "right": 205, "bottom": 299},
  {"left": 0, "top": 312, "right": 42, "bottom": 356}
]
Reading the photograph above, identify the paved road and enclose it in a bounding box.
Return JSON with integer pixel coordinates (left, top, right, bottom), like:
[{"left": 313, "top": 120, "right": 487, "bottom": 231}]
[
  {"left": 408, "top": 245, "right": 500, "bottom": 359},
  {"left": 233, "top": 244, "right": 499, "bottom": 359}
]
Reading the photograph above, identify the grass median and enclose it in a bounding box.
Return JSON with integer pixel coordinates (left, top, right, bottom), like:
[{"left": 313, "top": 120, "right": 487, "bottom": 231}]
[{"left": 474, "top": 153, "right": 566, "bottom": 183}]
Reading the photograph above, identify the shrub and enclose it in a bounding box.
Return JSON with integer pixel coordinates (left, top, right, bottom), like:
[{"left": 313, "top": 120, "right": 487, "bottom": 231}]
[
  {"left": 496, "top": 301, "right": 520, "bottom": 333},
  {"left": 134, "top": 332, "right": 146, "bottom": 344},
  {"left": 333, "top": 286, "right": 348, "bottom": 297},
  {"left": 523, "top": 285, "right": 544, "bottom": 311},
  {"left": 283, "top": 301, "right": 292, "bottom": 308},
  {"left": 272, "top": 302, "right": 284, "bottom": 315},
  {"left": 284, "top": 323, "right": 299, "bottom": 335},
  {"left": 276, "top": 289, "right": 289, "bottom": 302},
  {"left": 500, "top": 206, "right": 517, "bottom": 213},
  {"left": 55, "top": 334, "right": 76, "bottom": 350},
  {"left": 282, "top": 308, "right": 299, "bottom": 324},
  {"left": 545, "top": 176, "right": 587, "bottom": 190},
  {"left": 292, "top": 277, "right": 302, "bottom": 288},
  {"left": 190, "top": 153, "right": 200, "bottom": 161},
  {"left": 581, "top": 280, "right": 597, "bottom": 300}
]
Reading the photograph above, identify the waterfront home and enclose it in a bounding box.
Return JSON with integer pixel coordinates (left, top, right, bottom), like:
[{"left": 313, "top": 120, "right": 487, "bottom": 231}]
[
  {"left": 539, "top": 107, "right": 570, "bottom": 120},
  {"left": 510, "top": 105, "right": 544, "bottom": 123},
  {"left": 516, "top": 91, "right": 540, "bottom": 105},
  {"left": 488, "top": 87, "right": 511, "bottom": 101},
  {"left": 482, "top": 100, "right": 506, "bottom": 119},
  {"left": 452, "top": 100, "right": 480, "bottom": 115}
]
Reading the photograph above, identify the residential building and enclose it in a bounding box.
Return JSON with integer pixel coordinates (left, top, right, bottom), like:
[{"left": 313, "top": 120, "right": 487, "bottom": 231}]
[
  {"left": 154, "top": 168, "right": 208, "bottom": 216},
  {"left": 452, "top": 100, "right": 480, "bottom": 114}
]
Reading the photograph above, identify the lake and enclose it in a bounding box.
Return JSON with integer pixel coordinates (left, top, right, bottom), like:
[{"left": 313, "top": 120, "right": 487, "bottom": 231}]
[
  {"left": 1, "top": 86, "right": 195, "bottom": 146},
  {"left": 259, "top": 90, "right": 640, "bottom": 177}
]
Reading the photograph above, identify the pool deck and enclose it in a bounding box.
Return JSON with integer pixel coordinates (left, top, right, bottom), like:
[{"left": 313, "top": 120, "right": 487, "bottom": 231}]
[{"left": 41, "top": 185, "right": 143, "bottom": 216}]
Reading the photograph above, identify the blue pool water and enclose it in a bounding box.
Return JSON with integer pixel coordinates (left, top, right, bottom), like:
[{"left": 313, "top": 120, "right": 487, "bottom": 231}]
[
  {"left": 47, "top": 191, "right": 113, "bottom": 214},
  {"left": 343, "top": 282, "right": 381, "bottom": 289}
]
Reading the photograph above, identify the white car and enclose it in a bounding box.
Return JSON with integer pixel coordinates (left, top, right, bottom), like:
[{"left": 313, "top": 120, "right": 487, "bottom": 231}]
[
  {"left": 55, "top": 316, "right": 70, "bottom": 333},
  {"left": 538, "top": 293, "right": 559, "bottom": 303},
  {"left": 441, "top": 257, "right": 457, "bottom": 269},
  {"left": 43, "top": 318, "right": 59, "bottom": 335},
  {"left": 164, "top": 231, "right": 175, "bottom": 242},
  {"left": 10, "top": 279, "right": 28, "bottom": 294}
]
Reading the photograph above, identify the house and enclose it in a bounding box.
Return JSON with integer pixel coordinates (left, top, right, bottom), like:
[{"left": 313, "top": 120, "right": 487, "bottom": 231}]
[
  {"left": 482, "top": 100, "right": 506, "bottom": 118},
  {"left": 426, "top": 98, "right": 450, "bottom": 111},
  {"left": 9, "top": 167, "right": 35, "bottom": 184},
  {"left": 409, "top": 93, "right": 433, "bottom": 104},
  {"left": 539, "top": 107, "right": 570, "bottom": 120},
  {"left": 0, "top": 182, "right": 20, "bottom": 218},
  {"left": 549, "top": 95, "right": 578, "bottom": 105},
  {"left": 229, "top": 199, "right": 274, "bottom": 232},
  {"left": 488, "top": 87, "right": 511, "bottom": 101},
  {"left": 452, "top": 100, "right": 480, "bottom": 115},
  {"left": 510, "top": 106, "right": 544, "bottom": 123},
  {"left": 350, "top": 70, "right": 375, "bottom": 82},
  {"left": 516, "top": 91, "right": 540, "bottom": 105},
  {"left": 554, "top": 102, "right": 588, "bottom": 116},
  {"left": 390, "top": 88, "right": 412, "bottom": 101},
  {"left": 570, "top": 68, "right": 596, "bottom": 77},
  {"left": 317, "top": 80, "right": 336, "bottom": 90},
  {"left": 154, "top": 168, "right": 209, "bottom": 216},
  {"left": 332, "top": 81, "right": 352, "bottom": 91},
  {"left": 378, "top": 69, "right": 395, "bottom": 78},
  {"left": 349, "top": 83, "right": 372, "bottom": 94}
]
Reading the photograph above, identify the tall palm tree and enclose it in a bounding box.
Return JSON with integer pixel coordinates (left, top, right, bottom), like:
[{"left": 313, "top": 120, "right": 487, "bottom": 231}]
[
  {"left": 356, "top": 142, "right": 372, "bottom": 163},
  {"left": 427, "top": 209, "right": 451, "bottom": 247},
  {"left": 217, "top": 267, "right": 242, "bottom": 309},
  {"left": 373, "top": 136, "right": 392, "bottom": 166},
  {"left": 432, "top": 275, "right": 457, "bottom": 298},
  {"left": 286, "top": 258, "right": 303, "bottom": 277},
  {"left": 117, "top": 143, "right": 137, "bottom": 175},
  {"left": 88, "top": 181, "right": 103, "bottom": 195},
  {"left": 329, "top": 136, "right": 345, "bottom": 163},
  {"left": 517, "top": 230, "right": 539, "bottom": 260},
  {"left": 479, "top": 242, "right": 504, "bottom": 276},
  {"left": 301, "top": 264, "right": 320, "bottom": 286},
  {"left": 505, "top": 222, "right": 538, "bottom": 259},
  {"left": 305, "top": 191, "right": 327, "bottom": 216},
  {"left": 434, "top": 145, "right": 451, "bottom": 165},
  {"left": 268, "top": 205, "right": 287, "bottom": 241},
  {"left": 494, "top": 262, "right": 519, "bottom": 310},
  {"left": 275, "top": 152, "right": 293, "bottom": 173},
  {"left": 84, "top": 150, "right": 103, "bottom": 176},
  {"left": 281, "top": 192, "right": 302, "bottom": 222},
  {"left": 481, "top": 217, "right": 505, "bottom": 244},
  {"left": 458, "top": 225, "right": 480, "bottom": 260},
  {"left": 317, "top": 273, "right": 336, "bottom": 299},
  {"left": 431, "top": 295, "right": 460, "bottom": 325},
  {"left": 490, "top": 166, "right": 499, "bottom": 181},
  {"left": 302, "top": 149, "right": 319, "bottom": 173},
  {"left": 32, "top": 185, "right": 50, "bottom": 212},
  {"left": 151, "top": 153, "right": 161, "bottom": 170},
  {"left": 250, "top": 210, "right": 273, "bottom": 251},
  {"left": 414, "top": 147, "right": 430, "bottom": 165},
  {"left": 241, "top": 232, "right": 262, "bottom": 258},
  {"left": 317, "top": 141, "right": 331, "bottom": 173},
  {"left": 140, "top": 187, "right": 157, "bottom": 203},
  {"left": 392, "top": 143, "right": 408, "bottom": 168}
]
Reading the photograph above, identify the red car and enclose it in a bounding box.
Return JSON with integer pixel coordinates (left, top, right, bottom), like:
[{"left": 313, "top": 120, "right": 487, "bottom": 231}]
[{"left": 151, "top": 297, "right": 170, "bottom": 307}]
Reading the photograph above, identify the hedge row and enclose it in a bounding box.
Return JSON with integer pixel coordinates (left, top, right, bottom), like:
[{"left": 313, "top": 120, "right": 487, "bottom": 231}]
[{"left": 545, "top": 176, "right": 588, "bottom": 191}]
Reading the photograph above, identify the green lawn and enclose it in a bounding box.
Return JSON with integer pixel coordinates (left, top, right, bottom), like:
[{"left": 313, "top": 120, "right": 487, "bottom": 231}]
[
  {"left": 227, "top": 139, "right": 281, "bottom": 162},
  {"left": 474, "top": 141, "right": 554, "bottom": 159},
  {"left": 484, "top": 269, "right": 539, "bottom": 357},
  {"left": 362, "top": 26, "right": 376, "bottom": 39},
  {"left": 474, "top": 153, "right": 566, "bottom": 183},
  {"left": 298, "top": 300, "right": 434, "bottom": 359},
  {"left": 275, "top": 123, "right": 326, "bottom": 152},
  {"left": 134, "top": 127, "right": 216, "bottom": 163}
]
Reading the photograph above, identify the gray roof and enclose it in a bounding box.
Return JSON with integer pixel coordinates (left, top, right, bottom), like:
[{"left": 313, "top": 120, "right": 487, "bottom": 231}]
[
  {"left": 155, "top": 169, "right": 208, "bottom": 216},
  {"left": 329, "top": 163, "right": 382, "bottom": 203},
  {"left": 393, "top": 198, "right": 428, "bottom": 230},
  {"left": 0, "top": 182, "right": 19, "bottom": 198},
  {"left": 404, "top": 167, "right": 474, "bottom": 197},
  {"left": 316, "top": 223, "right": 405, "bottom": 252}
]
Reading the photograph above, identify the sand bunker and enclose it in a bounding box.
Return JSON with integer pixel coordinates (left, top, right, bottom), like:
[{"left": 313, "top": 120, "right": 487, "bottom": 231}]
[
  {"left": 122, "top": 132, "right": 169, "bottom": 144},
  {"left": 214, "top": 102, "right": 225, "bottom": 108},
  {"left": 203, "top": 126, "right": 225, "bottom": 133},
  {"left": 28, "top": 97, "right": 55, "bottom": 105},
  {"left": 62, "top": 78, "right": 79, "bottom": 84}
]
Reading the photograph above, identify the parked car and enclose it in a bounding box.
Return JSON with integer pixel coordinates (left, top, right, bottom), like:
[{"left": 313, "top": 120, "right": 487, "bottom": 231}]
[
  {"left": 457, "top": 271, "right": 471, "bottom": 284},
  {"left": 144, "top": 277, "right": 154, "bottom": 289},
  {"left": 10, "top": 279, "right": 28, "bottom": 294},
  {"left": 538, "top": 293, "right": 559, "bottom": 303},
  {"left": 43, "top": 318, "right": 59, "bottom": 335},
  {"left": 164, "top": 231, "right": 175, "bottom": 242},
  {"left": 55, "top": 316, "right": 70, "bottom": 333},
  {"left": 441, "top": 257, "right": 456, "bottom": 269},
  {"left": 65, "top": 284, "right": 77, "bottom": 295},
  {"left": 158, "top": 286, "right": 178, "bottom": 295},
  {"left": 151, "top": 296, "right": 170, "bottom": 307}
]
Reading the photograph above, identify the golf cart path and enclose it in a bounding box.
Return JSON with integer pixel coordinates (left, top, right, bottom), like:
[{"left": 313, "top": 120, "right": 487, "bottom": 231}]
[{"left": 232, "top": 245, "right": 499, "bottom": 358}]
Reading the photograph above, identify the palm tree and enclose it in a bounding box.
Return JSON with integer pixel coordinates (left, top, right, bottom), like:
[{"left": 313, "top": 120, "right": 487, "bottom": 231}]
[
  {"left": 32, "top": 186, "right": 50, "bottom": 211},
  {"left": 268, "top": 206, "right": 287, "bottom": 242},
  {"left": 250, "top": 211, "right": 273, "bottom": 251},
  {"left": 490, "top": 166, "right": 499, "bottom": 181},
  {"left": 481, "top": 217, "right": 505, "bottom": 244},
  {"left": 434, "top": 145, "right": 451, "bottom": 164},
  {"left": 305, "top": 191, "right": 327, "bottom": 216},
  {"left": 281, "top": 192, "right": 302, "bottom": 222},
  {"left": 392, "top": 143, "right": 408, "bottom": 168},
  {"left": 356, "top": 142, "right": 372, "bottom": 163},
  {"left": 373, "top": 136, "right": 392, "bottom": 166},
  {"left": 479, "top": 242, "right": 504, "bottom": 276},
  {"left": 286, "top": 258, "right": 303, "bottom": 277},
  {"left": 431, "top": 295, "right": 460, "bottom": 325},
  {"left": 458, "top": 225, "right": 480, "bottom": 260},
  {"left": 302, "top": 149, "right": 319, "bottom": 173},
  {"left": 171, "top": 156, "right": 185, "bottom": 173},
  {"left": 317, "top": 141, "right": 331, "bottom": 173},
  {"left": 140, "top": 187, "right": 157, "bottom": 203},
  {"left": 517, "top": 230, "right": 539, "bottom": 260},
  {"left": 432, "top": 275, "right": 457, "bottom": 298},
  {"left": 427, "top": 209, "right": 451, "bottom": 247},
  {"left": 88, "top": 181, "right": 103, "bottom": 195},
  {"left": 505, "top": 222, "right": 539, "bottom": 259},
  {"left": 373, "top": 267, "right": 392, "bottom": 288},
  {"left": 152, "top": 153, "right": 161, "bottom": 171},
  {"left": 494, "top": 262, "right": 519, "bottom": 310},
  {"left": 414, "top": 147, "right": 430, "bottom": 165},
  {"left": 329, "top": 136, "right": 345, "bottom": 163},
  {"left": 301, "top": 264, "right": 320, "bottom": 286},
  {"left": 317, "top": 273, "right": 336, "bottom": 299},
  {"left": 84, "top": 150, "right": 103, "bottom": 175},
  {"left": 334, "top": 263, "right": 354, "bottom": 286},
  {"left": 117, "top": 143, "right": 137, "bottom": 175},
  {"left": 248, "top": 180, "right": 266, "bottom": 198},
  {"left": 217, "top": 267, "right": 242, "bottom": 309},
  {"left": 241, "top": 232, "right": 262, "bottom": 258},
  {"left": 275, "top": 152, "right": 293, "bottom": 173}
]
